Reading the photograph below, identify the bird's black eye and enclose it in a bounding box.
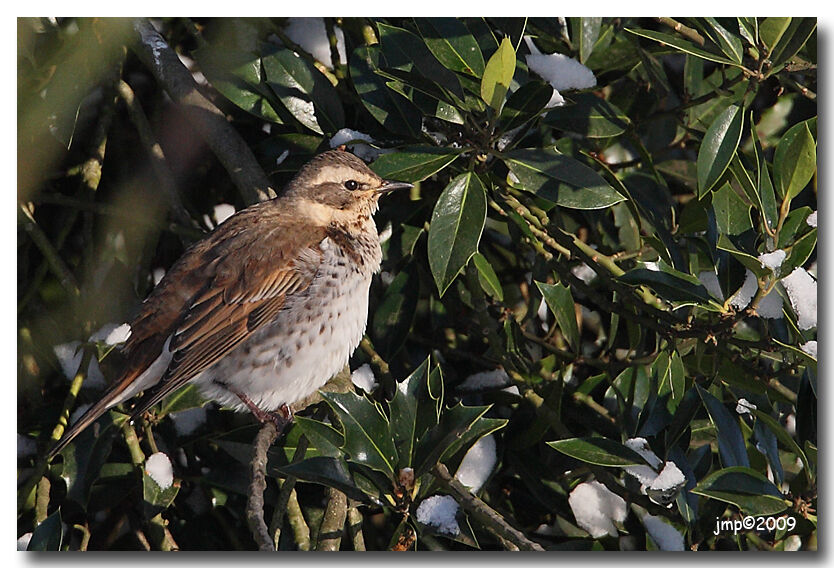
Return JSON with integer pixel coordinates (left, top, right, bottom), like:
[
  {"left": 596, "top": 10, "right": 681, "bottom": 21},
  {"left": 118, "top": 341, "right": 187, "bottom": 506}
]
[{"left": 344, "top": 180, "right": 360, "bottom": 191}]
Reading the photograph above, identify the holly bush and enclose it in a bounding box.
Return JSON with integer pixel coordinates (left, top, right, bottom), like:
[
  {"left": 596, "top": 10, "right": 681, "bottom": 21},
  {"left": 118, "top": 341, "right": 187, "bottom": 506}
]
[{"left": 18, "top": 17, "right": 816, "bottom": 551}]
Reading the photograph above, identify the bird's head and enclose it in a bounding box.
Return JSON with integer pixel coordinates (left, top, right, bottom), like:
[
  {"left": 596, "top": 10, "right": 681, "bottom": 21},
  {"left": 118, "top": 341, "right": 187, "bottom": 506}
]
[{"left": 284, "top": 150, "right": 412, "bottom": 224}]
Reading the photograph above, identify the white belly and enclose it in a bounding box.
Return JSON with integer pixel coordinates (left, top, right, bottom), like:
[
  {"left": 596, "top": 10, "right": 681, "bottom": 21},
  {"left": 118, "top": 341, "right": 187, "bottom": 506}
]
[{"left": 193, "top": 237, "right": 376, "bottom": 412}]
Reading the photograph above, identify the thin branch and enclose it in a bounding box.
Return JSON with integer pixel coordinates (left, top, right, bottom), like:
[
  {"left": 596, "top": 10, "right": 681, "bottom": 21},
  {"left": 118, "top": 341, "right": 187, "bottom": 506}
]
[
  {"left": 431, "top": 463, "right": 545, "bottom": 551},
  {"left": 116, "top": 79, "right": 194, "bottom": 227},
  {"left": 18, "top": 203, "right": 80, "bottom": 297},
  {"left": 315, "top": 487, "right": 347, "bottom": 551},
  {"left": 347, "top": 500, "right": 366, "bottom": 551},
  {"left": 654, "top": 17, "right": 705, "bottom": 46},
  {"left": 131, "top": 18, "right": 274, "bottom": 205},
  {"left": 246, "top": 421, "right": 279, "bottom": 551}
]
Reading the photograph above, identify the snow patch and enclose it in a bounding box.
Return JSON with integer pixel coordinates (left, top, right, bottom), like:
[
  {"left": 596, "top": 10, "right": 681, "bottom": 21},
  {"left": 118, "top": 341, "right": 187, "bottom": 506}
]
[
  {"left": 642, "top": 515, "right": 685, "bottom": 551},
  {"left": 416, "top": 495, "right": 460, "bottom": 536},
  {"left": 568, "top": 480, "right": 627, "bottom": 538},
  {"left": 524, "top": 37, "right": 596, "bottom": 108},
  {"left": 806, "top": 211, "right": 817, "bottom": 228},
  {"left": 457, "top": 369, "right": 511, "bottom": 391},
  {"left": 758, "top": 250, "right": 786, "bottom": 273},
  {"left": 735, "top": 398, "right": 757, "bottom": 415},
  {"left": 145, "top": 452, "right": 174, "bottom": 490},
  {"left": 455, "top": 435, "right": 497, "bottom": 492},
  {"left": 782, "top": 268, "right": 817, "bottom": 330},
  {"left": 284, "top": 18, "right": 346, "bottom": 69},
  {"left": 801, "top": 341, "right": 817, "bottom": 358},
  {"left": 698, "top": 271, "right": 724, "bottom": 300},
  {"left": 351, "top": 364, "right": 378, "bottom": 393}
]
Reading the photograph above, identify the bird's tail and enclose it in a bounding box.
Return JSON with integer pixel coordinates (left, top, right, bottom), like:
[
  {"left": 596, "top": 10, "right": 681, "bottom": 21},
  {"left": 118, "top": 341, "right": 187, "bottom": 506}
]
[{"left": 46, "top": 368, "right": 145, "bottom": 461}]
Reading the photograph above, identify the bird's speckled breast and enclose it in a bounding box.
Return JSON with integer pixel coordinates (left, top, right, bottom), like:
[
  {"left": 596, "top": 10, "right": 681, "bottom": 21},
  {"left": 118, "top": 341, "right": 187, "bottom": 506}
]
[{"left": 195, "top": 223, "right": 382, "bottom": 412}]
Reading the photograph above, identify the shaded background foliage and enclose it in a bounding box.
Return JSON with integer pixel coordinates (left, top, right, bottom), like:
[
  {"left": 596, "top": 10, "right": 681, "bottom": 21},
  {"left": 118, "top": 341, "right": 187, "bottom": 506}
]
[{"left": 18, "top": 17, "right": 816, "bottom": 551}]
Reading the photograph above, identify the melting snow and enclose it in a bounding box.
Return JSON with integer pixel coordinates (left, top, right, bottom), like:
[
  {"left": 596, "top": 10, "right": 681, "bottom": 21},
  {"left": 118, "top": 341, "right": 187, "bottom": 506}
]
[
  {"left": 145, "top": 452, "right": 174, "bottom": 490},
  {"left": 416, "top": 495, "right": 461, "bottom": 536},
  {"left": 568, "top": 480, "right": 627, "bottom": 538},
  {"left": 782, "top": 268, "right": 817, "bottom": 330},
  {"left": 455, "top": 435, "right": 497, "bottom": 492},
  {"left": 350, "top": 364, "right": 378, "bottom": 393}
]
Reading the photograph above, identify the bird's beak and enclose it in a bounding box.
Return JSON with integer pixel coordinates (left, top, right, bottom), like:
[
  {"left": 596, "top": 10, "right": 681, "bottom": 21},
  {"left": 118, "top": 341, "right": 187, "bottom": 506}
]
[{"left": 376, "top": 179, "right": 414, "bottom": 195}]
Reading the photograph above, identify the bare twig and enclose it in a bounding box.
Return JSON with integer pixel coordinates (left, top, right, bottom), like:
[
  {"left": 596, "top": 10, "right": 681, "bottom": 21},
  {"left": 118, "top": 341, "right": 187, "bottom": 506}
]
[
  {"left": 131, "top": 18, "right": 274, "bottom": 205},
  {"left": 116, "top": 79, "right": 193, "bottom": 227},
  {"left": 431, "top": 463, "right": 545, "bottom": 551},
  {"left": 347, "top": 500, "right": 366, "bottom": 551},
  {"left": 316, "top": 487, "right": 347, "bottom": 551},
  {"left": 655, "top": 17, "right": 705, "bottom": 46},
  {"left": 246, "top": 421, "right": 279, "bottom": 550}
]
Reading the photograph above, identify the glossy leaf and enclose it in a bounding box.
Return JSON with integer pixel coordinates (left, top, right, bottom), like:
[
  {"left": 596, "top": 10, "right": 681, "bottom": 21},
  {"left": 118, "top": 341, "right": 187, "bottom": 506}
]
[
  {"left": 697, "top": 104, "right": 743, "bottom": 196},
  {"left": 626, "top": 28, "right": 738, "bottom": 66},
  {"left": 547, "top": 437, "right": 650, "bottom": 467},
  {"left": 371, "top": 263, "right": 419, "bottom": 359},
  {"left": 142, "top": 466, "right": 179, "bottom": 520},
  {"left": 751, "top": 409, "right": 811, "bottom": 481},
  {"left": 193, "top": 46, "right": 282, "bottom": 123},
  {"left": 413, "top": 402, "right": 493, "bottom": 476},
  {"left": 321, "top": 390, "right": 398, "bottom": 478},
  {"left": 28, "top": 508, "right": 63, "bottom": 551},
  {"left": 414, "top": 18, "right": 485, "bottom": 77},
  {"left": 378, "top": 23, "right": 465, "bottom": 101},
  {"left": 759, "top": 17, "right": 792, "bottom": 51},
  {"left": 578, "top": 17, "right": 603, "bottom": 63},
  {"left": 262, "top": 47, "right": 344, "bottom": 135},
  {"left": 480, "top": 36, "right": 516, "bottom": 111},
  {"left": 697, "top": 386, "right": 750, "bottom": 468},
  {"left": 293, "top": 416, "right": 344, "bottom": 458},
  {"left": 773, "top": 120, "right": 816, "bottom": 200},
  {"left": 504, "top": 148, "right": 624, "bottom": 209},
  {"left": 712, "top": 182, "right": 752, "bottom": 236},
  {"left": 389, "top": 358, "right": 434, "bottom": 468},
  {"left": 619, "top": 268, "right": 712, "bottom": 304},
  {"left": 544, "top": 93, "right": 630, "bottom": 138},
  {"left": 371, "top": 147, "right": 462, "bottom": 183},
  {"left": 60, "top": 410, "right": 127, "bottom": 506},
  {"left": 702, "top": 17, "right": 743, "bottom": 64},
  {"left": 692, "top": 466, "right": 790, "bottom": 515},
  {"left": 278, "top": 456, "right": 378, "bottom": 505},
  {"left": 536, "top": 281, "right": 580, "bottom": 351},
  {"left": 350, "top": 45, "right": 422, "bottom": 138},
  {"left": 427, "top": 172, "right": 487, "bottom": 296},
  {"left": 498, "top": 80, "right": 553, "bottom": 133},
  {"left": 766, "top": 18, "right": 816, "bottom": 68},
  {"left": 472, "top": 252, "right": 504, "bottom": 301}
]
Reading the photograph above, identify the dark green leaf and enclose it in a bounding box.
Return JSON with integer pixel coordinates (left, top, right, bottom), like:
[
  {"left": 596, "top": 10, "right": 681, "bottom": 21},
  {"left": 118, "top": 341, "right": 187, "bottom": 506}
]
[
  {"left": 498, "top": 80, "right": 553, "bottom": 133},
  {"left": 472, "top": 253, "right": 503, "bottom": 301},
  {"left": 371, "top": 147, "right": 461, "bottom": 183},
  {"left": 625, "top": 28, "right": 738, "bottom": 65},
  {"left": 697, "top": 104, "right": 743, "bottom": 195},
  {"left": 619, "top": 268, "right": 712, "bottom": 304},
  {"left": 480, "top": 36, "right": 516, "bottom": 111},
  {"left": 712, "top": 182, "right": 752, "bottom": 236},
  {"left": 546, "top": 437, "right": 650, "bottom": 467},
  {"left": 293, "top": 416, "right": 344, "bottom": 458},
  {"left": 157, "top": 384, "right": 207, "bottom": 417},
  {"left": 702, "top": 17, "right": 743, "bottom": 64},
  {"left": 378, "top": 23, "right": 465, "bottom": 101},
  {"left": 414, "top": 18, "right": 485, "bottom": 77},
  {"left": 535, "top": 281, "right": 580, "bottom": 351},
  {"left": 759, "top": 18, "right": 791, "bottom": 51},
  {"left": 193, "top": 46, "right": 282, "bottom": 123},
  {"left": 262, "top": 47, "right": 344, "bottom": 135},
  {"left": 544, "top": 93, "right": 631, "bottom": 138},
  {"left": 60, "top": 410, "right": 127, "bottom": 506},
  {"left": 782, "top": 228, "right": 816, "bottom": 276},
  {"left": 767, "top": 18, "right": 816, "bottom": 68},
  {"left": 142, "top": 463, "right": 179, "bottom": 520},
  {"left": 371, "top": 263, "right": 419, "bottom": 359},
  {"left": 692, "top": 466, "right": 790, "bottom": 516},
  {"left": 427, "top": 172, "right": 487, "bottom": 296},
  {"left": 773, "top": 120, "right": 816, "bottom": 200},
  {"left": 716, "top": 234, "right": 769, "bottom": 278},
  {"left": 350, "top": 45, "right": 422, "bottom": 138},
  {"left": 28, "top": 508, "right": 63, "bottom": 550},
  {"left": 390, "top": 358, "right": 432, "bottom": 468},
  {"left": 413, "top": 403, "right": 492, "bottom": 476},
  {"left": 504, "top": 148, "right": 624, "bottom": 209},
  {"left": 277, "top": 456, "right": 378, "bottom": 505},
  {"left": 578, "top": 17, "right": 603, "bottom": 63},
  {"left": 322, "top": 390, "right": 398, "bottom": 478},
  {"left": 696, "top": 386, "right": 750, "bottom": 468}
]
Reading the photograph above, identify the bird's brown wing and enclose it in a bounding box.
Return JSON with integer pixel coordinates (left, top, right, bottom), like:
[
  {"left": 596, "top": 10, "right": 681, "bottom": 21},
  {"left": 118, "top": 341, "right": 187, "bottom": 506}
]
[
  {"left": 48, "top": 202, "right": 325, "bottom": 459},
  {"left": 130, "top": 228, "right": 325, "bottom": 416}
]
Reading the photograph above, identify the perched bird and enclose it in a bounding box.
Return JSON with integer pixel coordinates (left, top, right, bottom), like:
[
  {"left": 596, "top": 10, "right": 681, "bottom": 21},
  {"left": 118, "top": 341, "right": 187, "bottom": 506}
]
[{"left": 49, "top": 149, "right": 412, "bottom": 459}]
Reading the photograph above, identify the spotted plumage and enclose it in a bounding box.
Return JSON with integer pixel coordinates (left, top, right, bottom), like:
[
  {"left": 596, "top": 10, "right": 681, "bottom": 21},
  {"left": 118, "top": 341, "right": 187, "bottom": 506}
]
[{"left": 49, "top": 149, "right": 412, "bottom": 459}]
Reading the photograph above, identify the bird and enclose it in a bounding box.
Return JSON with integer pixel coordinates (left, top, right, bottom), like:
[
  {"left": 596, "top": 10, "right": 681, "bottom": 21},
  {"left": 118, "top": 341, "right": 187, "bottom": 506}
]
[{"left": 48, "top": 149, "right": 413, "bottom": 459}]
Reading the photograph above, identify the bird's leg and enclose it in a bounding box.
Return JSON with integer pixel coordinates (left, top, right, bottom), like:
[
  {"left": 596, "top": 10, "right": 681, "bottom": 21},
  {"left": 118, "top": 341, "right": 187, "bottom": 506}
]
[{"left": 225, "top": 385, "right": 293, "bottom": 432}]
